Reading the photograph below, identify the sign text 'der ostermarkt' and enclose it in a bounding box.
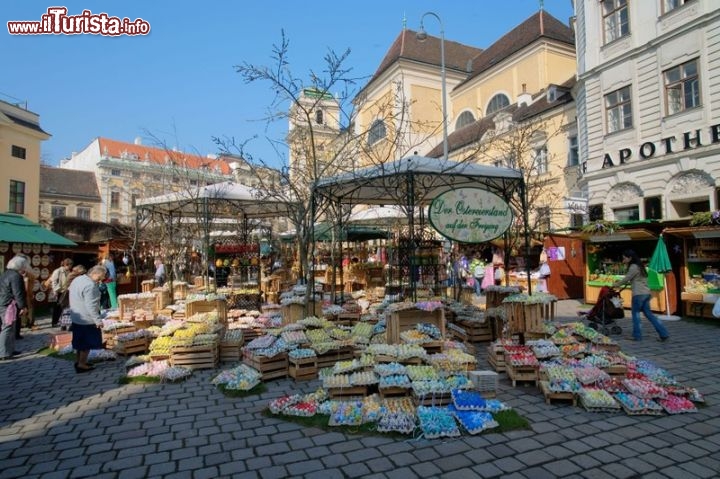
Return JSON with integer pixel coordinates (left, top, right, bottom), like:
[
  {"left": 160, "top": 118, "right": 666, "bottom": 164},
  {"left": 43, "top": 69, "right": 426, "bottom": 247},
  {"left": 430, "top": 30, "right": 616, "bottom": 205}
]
[{"left": 429, "top": 188, "right": 513, "bottom": 243}]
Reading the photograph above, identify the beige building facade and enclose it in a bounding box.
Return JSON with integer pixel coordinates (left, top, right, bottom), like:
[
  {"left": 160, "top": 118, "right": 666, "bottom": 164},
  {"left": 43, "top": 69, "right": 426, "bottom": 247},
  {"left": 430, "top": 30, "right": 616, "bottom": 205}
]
[
  {"left": 0, "top": 99, "right": 50, "bottom": 222},
  {"left": 38, "top": 166, "right": 101, "bottom": 227}
]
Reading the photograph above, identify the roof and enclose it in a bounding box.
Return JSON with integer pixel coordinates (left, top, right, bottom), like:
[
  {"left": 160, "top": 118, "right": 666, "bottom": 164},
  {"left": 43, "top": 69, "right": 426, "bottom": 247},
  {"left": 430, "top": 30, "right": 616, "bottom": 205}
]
[
  {"left": 366, "top": 29, "right": 483, "bottom": 88},
  {"left": 3, "top": 112, "right": 50, "bottom": 136},
  {"left": 461, "top": 10, "right": 575, "bottom": 88},
  {"left": 40, "top": 166, "right": 101, "bottom": 201},
  {"left": 426, "top": 76, "right": 576, "bottom": 158},
  {"left": 0, "top": 213, "right": 76, "bottom": 246},
  {"left": 97, "top": 138, "right": 232, "bottom": 174}
]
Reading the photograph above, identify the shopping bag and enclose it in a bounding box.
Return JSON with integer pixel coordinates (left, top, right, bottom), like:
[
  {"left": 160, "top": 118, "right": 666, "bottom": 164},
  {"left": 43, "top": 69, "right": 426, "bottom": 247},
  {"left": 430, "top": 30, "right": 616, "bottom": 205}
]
[{"left": 713, "top": 297, "right": 720, "bottom": 318}]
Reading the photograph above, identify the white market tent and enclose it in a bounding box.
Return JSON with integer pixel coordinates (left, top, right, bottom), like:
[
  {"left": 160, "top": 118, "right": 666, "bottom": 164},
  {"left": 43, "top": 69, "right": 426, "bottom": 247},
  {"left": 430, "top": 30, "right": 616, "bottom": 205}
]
[
  {"left": 135, "top": 181, "right": 296, "bottom": 287},
  {"left": 313, "top": 155, "right": 529, "bottom": 299}
]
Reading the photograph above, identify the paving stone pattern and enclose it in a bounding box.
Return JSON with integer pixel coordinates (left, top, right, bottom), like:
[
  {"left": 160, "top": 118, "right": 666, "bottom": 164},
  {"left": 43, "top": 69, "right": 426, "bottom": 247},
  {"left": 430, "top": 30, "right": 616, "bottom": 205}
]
[{"left": 1, "top": 300, "right": 719, "bottom": 478}]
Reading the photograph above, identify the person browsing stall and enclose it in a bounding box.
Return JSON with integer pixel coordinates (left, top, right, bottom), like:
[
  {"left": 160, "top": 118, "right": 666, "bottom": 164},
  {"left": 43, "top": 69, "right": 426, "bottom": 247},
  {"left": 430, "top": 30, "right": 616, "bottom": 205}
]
[
  {"left": 0, "top": 255, "right": 29, "bottom": 360},
  {"left": 612, "top": 249, "right": 669, "bottom": 342},
  {"left": 69, "top": 265, "right": 107, "bottom": 373}
]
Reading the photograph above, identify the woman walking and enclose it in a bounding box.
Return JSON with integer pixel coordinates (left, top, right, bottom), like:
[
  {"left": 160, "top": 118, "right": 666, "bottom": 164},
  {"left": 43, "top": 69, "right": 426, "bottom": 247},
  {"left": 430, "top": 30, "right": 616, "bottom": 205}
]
[
  {"left": 68, "top": 265, "right": 107, "bottom": 373},
  {"left": 613, "top": 249, "right": 670, "bottom": 342}
]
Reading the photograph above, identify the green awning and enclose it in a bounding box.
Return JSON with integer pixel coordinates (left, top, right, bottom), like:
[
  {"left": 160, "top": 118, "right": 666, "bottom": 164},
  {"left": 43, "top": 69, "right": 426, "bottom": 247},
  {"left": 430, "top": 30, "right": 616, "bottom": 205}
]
[{"left": 0, "top": 213, "right": 77, "bottom": 246}]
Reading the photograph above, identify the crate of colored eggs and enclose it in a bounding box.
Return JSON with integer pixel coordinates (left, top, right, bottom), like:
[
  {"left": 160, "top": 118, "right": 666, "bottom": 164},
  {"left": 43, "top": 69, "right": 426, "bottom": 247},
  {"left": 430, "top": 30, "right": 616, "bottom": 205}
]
[
  {"left": 614, "top": 392, "right": 664, "bottom": 415},
  {"left": 447, "top": 405, "right": 499, "bottom": 435},
  {"left": 578, "top": 388, "right": 621, "bottom": 412},
  {"left": 657, "top": 395, "right": 698, "bottom": 414},
  {"left": 417, "top": 406, "right": 461, "bottom": 439}
]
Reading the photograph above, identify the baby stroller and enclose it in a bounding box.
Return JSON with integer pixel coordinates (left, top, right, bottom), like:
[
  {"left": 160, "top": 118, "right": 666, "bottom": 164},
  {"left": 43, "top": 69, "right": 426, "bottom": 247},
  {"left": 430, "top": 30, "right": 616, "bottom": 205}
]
[{"left": 582, "top": 286, "right": 625, "bottom": 335}]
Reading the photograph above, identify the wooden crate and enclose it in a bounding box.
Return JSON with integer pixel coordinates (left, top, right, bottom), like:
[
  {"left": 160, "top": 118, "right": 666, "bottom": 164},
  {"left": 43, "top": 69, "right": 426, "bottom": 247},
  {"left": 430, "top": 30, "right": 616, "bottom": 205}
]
[
  {"left": 282, "top": 302, "right": 323, "bottom": 325},
  {"left": 379, "top": 386, "right": 411, "bottom": 399},
  {"left": 413, "top": 392, "right": 452, "bottom": 406},
  {"left": 539, "top": 381, "right": 577, "bottom": 406},
  {"left": 185, "top": 299, "right": 228, "bottom": 323},
  {"left": 242, "top": 351, "right": 288, "bottom": 380},
  {"left": 316, "top": 347, "right": 355, "bottom": 369},
  {"left": 505, "top": 363, "right": 538, "bottom": 387},
  {"left": 451, "top": 320, "right": 492, "bottom": 343},
  {"left": 503, "top": 302, "right": 544, "bottom": 335},
  {"left": 102, "top": 326, "right": 137, "bottom": 349},
  {"left": 153, "top": 288, "right": 172, "bottom": 311},
  {"left": 604, "top": 364, "right": 628, "bottom": 377},
  {"left": 115, "top": 338, "right": 148, "bottom": 356},
  {"left": 334, "top": 312, "right": 361, "bottom": 326},
  {"left": 327, "top": 385, "right": 368, "bottom": 399},
  {"left": 219, "top": 341, "right": 243, "bottom": 363},
  {"left": 50, "top": 331, "right": 72, "bottom": 351},
  {"left": 173, "top": 283, "right": 189, "bottom": 301},
  {"left": 386, "top": 308, "right": 445, "bottom": 344},
  {"left": 486, "top": 344, "right": 506, "bottom": 372},
  {"left": 141, "top": 280, "right": 155, "bottom": 293},
  {"left": 170, "top": 344, "right": 218, "bottom": 370},
  {"left": 118, "top": 297, "right": 155, "bottom": 321},
  {"left": 288, "top": 357, "right": 318, "bottom": 381}
]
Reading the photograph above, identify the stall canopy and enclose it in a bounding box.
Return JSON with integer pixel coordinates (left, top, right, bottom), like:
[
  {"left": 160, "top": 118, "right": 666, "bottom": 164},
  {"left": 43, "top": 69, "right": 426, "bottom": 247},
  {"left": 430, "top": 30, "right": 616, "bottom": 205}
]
[
  {"left": 0, "top": 213, "right": 76, "bottom": 246},
  {"left": 135, "top": 181, "right": 294, "bottom": 219},
  {"left": 279, "top": 223, "right": 390, "bottom": 242},
  {"left": 314, "top": 155, "right": 526, "bottom": 299}
]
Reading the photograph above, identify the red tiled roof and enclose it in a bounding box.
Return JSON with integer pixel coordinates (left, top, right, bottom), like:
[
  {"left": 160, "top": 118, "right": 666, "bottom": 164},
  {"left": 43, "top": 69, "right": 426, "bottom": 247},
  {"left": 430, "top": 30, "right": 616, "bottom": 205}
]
[
  {"left": 365, "top": 29, "right": 483, "bottom": 89},
  {"left": 461, "top": 11, "right": 575, "bottom": 88},
  {"left": 97, "top": 138, "right": 232, "bottom": 174}
]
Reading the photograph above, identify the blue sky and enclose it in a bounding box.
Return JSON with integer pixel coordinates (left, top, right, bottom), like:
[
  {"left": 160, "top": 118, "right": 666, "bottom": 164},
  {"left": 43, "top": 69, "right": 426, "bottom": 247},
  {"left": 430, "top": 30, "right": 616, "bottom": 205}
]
[{"left": 2, "top": 1, "right": 574, "bottom": 169}]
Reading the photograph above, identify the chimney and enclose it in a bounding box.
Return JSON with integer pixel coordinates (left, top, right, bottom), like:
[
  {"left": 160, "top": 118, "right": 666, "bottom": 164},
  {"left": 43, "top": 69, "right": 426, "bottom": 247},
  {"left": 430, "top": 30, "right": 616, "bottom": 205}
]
[{"left": 134, "top": 137, "right": 142, "bottom": 145}]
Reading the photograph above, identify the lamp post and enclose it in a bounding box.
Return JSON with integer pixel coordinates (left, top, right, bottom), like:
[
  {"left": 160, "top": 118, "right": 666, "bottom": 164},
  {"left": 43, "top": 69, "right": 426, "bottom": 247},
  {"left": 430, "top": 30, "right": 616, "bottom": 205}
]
[{"left": 417, "top": 11, "right": 448, "bottom": 161}]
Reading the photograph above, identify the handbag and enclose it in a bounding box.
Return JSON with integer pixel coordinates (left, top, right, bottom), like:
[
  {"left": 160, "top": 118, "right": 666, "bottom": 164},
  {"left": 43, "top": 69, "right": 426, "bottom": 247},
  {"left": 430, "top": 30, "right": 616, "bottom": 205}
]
[
  {"left": 713, "top": 297, "right": 720, "bottom": 318},
  {"left": 3, "top": 300, "right": 17, "bottom": 326}
]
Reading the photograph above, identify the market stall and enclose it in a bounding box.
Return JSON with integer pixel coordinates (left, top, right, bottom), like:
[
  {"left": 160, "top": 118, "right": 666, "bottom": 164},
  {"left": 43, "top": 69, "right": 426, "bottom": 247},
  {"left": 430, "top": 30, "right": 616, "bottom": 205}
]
[
  {"left": 664, "top": 226, "right": 720, "bottom": 318},
  {"left": 579, "top": 228, "right": 673, "bottom": 313}
]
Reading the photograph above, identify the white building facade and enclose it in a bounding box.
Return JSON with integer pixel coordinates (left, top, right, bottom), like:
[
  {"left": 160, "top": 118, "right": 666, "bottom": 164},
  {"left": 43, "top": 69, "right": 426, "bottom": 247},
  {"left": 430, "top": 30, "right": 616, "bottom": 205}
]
[{"left": 574, "top": 0, "right": 720, "bottom": 222}]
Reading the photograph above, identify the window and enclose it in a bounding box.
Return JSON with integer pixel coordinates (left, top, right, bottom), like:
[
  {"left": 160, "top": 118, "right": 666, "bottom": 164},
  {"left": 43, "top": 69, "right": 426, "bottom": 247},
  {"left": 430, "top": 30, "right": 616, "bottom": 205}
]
[
  {"left": 455, "top": 111, "right": 475, "bottom": 129},
  {"left": 589, "top": 204, "right": 604, "bottom": 221},
  {"left": 568, "top": 135, "right": 579, "bottom": 166},
  {"left": 367, "top": 119, "right": 386, "bottom": 145},
  {"left": 605, "top": 86, "right": 633, "bottom": 133},
  {"left": 9, "top": 180, "right": 25, "bottom": 214},
  {"left": 486, "top": 94, "right": 510, "bottom": 115},
  {"left": 153, "top": 174, "right": 161, "bottom": 182},
  {"left": 315, "top": 109, "right": 323, "bottom": 125},
  {"left": 190, "top": 179, "right": 198, "bottom": 186},
  {"left": 131, "top": 194, "right": 137, "bottom": 208},
  {"left": 644, "top": 196, "right": 662, "bottom": 220},
  {"left": 664, "top": 59, "right": 700, "bottom": 115},
  {"left": 11, "top": 145, "right": 26, "bottom": 159},
  {"left": 111, "top": 169, "right": 121, "bottom": 176},
  {"left": 613, "top": 205, "right": 639, "bottom": 222},
  {"left": 663, "top": 0, "right": 694, "bottom": 14},
  {"left": 603, "top": 0, "right": 629, "bottom": 44},
  {"left": 534, "top": 147, "right": 549, "bottom": 174},
  {"left": 536, "top": 206, "right": 552, "bottom": 232},
  {"left": 51, "top": 205, "right": 66, "bottom": 218},
  {"left": 110, "top": 191, "right": 120, "bottom": 208},
  {"left": 77, "top": 207, "right": 91, "bottom": 220},
  {"left": 132, "top": 171, "right": 141, "bottom": 179},
  {"left": 570, "top": 214, "right": 584, "bottom": 228}
]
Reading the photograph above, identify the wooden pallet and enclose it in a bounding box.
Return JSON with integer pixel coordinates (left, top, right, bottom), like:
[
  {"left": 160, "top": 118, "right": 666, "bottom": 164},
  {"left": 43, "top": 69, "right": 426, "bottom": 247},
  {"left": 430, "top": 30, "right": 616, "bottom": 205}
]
[
  {"left": 539, "top": 381, "right": 577, "bottom": 406},
  {"left": 505, "top": 363, "right": 538, "bottom": 387},
  {"left": 288, "top": 357, "right": 318, "bottom": 381},
  {"left": 171, "top": 344, "right": 218, "bottom": 370},
  {"left": 604, "top": 364, "right": 628, "bottom": 377}
]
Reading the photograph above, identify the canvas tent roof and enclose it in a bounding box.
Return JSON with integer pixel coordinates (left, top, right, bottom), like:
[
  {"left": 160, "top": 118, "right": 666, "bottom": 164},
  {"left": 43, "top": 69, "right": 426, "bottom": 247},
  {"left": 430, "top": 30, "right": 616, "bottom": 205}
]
[
  {"left": 135, "top": 181, "right": 294, "bottom": 219},
  {"left": 0, "top": 213, "right": 76, "bottom": 246},
  {"left": 314, "top": 155, "right": 523, "bottom": 205}
]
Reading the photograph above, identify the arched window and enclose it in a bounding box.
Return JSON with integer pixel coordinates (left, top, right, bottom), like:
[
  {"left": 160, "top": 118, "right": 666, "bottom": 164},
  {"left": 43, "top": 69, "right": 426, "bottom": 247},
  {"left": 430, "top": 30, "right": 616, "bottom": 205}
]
[
  {"left": 455, "top": 111, "right": 475, "bottom": 129},
  {"left": 315, "top": 109, "right": 324, "bottom": 125},
  {"left": 368, "top": 119, "right": 386, "bottom": 145},
  {"left": 486, "top": 93, "right": 511, "bottom": 115}
]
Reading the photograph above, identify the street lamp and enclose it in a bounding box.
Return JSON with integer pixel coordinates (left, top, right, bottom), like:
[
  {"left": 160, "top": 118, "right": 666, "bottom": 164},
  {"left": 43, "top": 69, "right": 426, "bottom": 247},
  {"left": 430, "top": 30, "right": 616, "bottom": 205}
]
[{"left": 417, "top": 11, "right": 448, "bottom": 161}]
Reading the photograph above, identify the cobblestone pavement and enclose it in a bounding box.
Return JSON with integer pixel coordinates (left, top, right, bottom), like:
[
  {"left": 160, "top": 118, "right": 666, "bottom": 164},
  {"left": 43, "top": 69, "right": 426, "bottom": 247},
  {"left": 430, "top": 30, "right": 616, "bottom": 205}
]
[{"left": 1, "top": 300, "right": 719, "bottom": 479}]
